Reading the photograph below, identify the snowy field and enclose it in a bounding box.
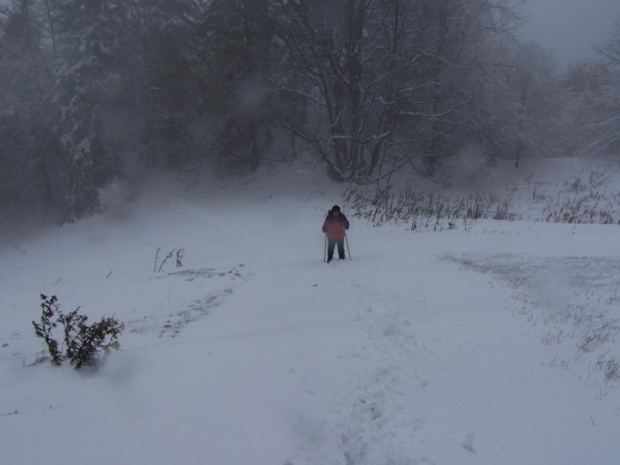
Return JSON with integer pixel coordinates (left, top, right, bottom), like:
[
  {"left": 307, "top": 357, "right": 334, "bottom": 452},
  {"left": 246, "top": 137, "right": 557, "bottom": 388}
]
[{"left": 1, "top": 158, "right": 620, "bottom": 465}]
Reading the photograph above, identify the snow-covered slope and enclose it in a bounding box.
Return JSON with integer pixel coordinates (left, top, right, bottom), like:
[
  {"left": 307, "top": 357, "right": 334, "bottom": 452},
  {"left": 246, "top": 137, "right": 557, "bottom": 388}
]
[{"left": 1, "top": 160, "right": 619, "bottom": 465}]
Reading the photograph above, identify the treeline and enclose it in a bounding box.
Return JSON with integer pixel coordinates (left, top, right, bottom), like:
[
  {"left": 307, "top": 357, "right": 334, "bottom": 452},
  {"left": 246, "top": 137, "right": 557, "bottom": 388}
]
[{"left": 0, "top": 0, "right": 619, "bottom": 222}]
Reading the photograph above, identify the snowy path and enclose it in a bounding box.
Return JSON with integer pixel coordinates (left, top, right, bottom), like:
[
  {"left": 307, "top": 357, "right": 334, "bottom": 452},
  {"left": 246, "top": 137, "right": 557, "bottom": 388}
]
[
  {"left": 169, "top": 204, "right": 620, "bottom": 465},
  {"left": 1, "top": 181, "right": 620, "bottom": 465},
  {"left": 305, "top": 231, "right": 594, "bottom": 465}
]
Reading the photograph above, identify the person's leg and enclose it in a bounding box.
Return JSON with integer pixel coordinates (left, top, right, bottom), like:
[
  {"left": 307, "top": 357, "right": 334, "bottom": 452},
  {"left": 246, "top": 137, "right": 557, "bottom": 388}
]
[
  {"left": 327, "top": 239, "right": 336, "bottom": 262},
  {"left": 337, "top": 239, "right": 345, "bottom": 259}
]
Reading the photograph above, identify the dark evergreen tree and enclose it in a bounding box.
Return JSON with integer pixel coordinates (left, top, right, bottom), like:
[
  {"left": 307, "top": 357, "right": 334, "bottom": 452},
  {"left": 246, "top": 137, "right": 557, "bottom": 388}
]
[
  {"left": 49, "top": 0, "right": 132, "bottom": 221},
  {"left": 121, "top": 0, "right": 209, "bottom": 169},
  {"left": 0, "top": 0, "right": 60, "bottom": 218},
  {"left": 199, "top": 0, "right": 276, "bottom": 173}
]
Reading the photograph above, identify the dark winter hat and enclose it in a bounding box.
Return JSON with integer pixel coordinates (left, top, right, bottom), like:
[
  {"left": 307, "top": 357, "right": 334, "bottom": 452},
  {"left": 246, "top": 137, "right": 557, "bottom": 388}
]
[{"left": 331, "top": 205, "right": 341, "bottom": 212}]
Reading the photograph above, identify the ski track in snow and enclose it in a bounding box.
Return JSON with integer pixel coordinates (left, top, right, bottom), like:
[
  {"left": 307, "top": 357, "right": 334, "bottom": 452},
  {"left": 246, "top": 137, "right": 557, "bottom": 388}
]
[
  {"left": 285, "top": 224, "right": 620, "bottom": 465},
  {"left": 284, "top": 236, "right": 511, "bottom": 464}
]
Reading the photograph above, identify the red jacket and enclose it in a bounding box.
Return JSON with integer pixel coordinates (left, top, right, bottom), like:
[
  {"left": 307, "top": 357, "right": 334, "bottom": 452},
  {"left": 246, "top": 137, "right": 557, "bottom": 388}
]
[{"left": 322, "top": 211, "right": 350, "bottom": 239}]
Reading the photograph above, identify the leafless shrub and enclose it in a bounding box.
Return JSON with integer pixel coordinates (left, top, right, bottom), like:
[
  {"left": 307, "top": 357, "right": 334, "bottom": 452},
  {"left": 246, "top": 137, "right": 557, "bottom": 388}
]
[
  {"left": 542, "top": 329, "right": 564, "bottom": 345},
  {"left": 493, "top": 188, "right": 518, "bottom": 220},
  {"left": 567, "top": 176, "right": 586, "bottom": 194},
  {"left": 32, "top": 295, "right": 124, "bottom": 370},
  {"left": 542, "top": 178, "right": 617, "bottom": 224},
  {"left": 579, "top": 333, "right": 609, "bottom": 353},
  {"left": 596, "top": 355, "right": 620, "bottom": 381},
  {"left": 346, "top": 163, "right": 620, "bottom": 230},
  {"left": 345, "top": 186, "right": 495, "bottom": 230},
  {"left": 32, "top": 295, "right": 63, "bottom": 366},
  {"left": 155, "top": 248, "right": 185, "bottom": 273},
  {"left": 532, "top": 185, "right": 552, "bottom": 202}
]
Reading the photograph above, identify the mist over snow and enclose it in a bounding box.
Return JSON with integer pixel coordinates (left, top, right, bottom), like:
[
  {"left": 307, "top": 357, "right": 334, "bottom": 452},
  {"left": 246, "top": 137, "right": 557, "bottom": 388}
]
[
  {"left": 442, "top": 144, "right": 491, "bottom": 190},
  {"left": 1, "top": 157, "right": 620, "bottom": 465}
]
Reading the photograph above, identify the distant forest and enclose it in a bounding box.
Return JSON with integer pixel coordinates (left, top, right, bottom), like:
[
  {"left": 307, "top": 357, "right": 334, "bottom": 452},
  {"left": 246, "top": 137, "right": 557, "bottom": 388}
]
[{"left": 1, "top": 0, "right": 619, "bottom": 222}]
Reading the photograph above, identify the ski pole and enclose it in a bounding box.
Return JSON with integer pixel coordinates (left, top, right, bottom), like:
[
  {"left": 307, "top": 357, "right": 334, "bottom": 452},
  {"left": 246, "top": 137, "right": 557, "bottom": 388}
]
[
  {"left": 345, "top": 235, "right": 352, "bottom": 260},
  {"left": 324, "top": 234, "right": 327, "bottom": 262}
]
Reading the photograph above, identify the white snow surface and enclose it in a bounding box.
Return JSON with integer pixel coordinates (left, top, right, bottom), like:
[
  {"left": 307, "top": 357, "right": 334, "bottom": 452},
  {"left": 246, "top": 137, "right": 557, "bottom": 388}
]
[{"left": 1, "top": 158, "right": 620, "bottom": 465}]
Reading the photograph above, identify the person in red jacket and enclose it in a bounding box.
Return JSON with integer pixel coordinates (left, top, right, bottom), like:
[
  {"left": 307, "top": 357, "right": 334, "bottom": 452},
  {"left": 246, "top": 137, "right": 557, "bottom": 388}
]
[{"left": 322, "top": 205, "right": 350, "bottom": 262}]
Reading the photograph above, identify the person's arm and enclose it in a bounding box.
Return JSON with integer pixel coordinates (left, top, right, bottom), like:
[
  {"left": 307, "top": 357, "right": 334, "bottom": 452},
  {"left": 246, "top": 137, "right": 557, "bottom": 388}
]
[{"left": 343, "top": 215, "right": 350, "bottom": 230}]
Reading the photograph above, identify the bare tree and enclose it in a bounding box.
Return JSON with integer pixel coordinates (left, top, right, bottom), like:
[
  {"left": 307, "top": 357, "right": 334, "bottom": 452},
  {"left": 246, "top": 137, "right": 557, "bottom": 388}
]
[
  {"left": 269, "top": 0, "right": 523, "bottom": 181},
  {"left": 568, "top": 16, "right": 620, "bottom": 157},
  {"left": 597, "top": 14, "right": 620, "bottom": 67},
  {"left": 505, "top": 41, "right": 567, "bottom": 166}
]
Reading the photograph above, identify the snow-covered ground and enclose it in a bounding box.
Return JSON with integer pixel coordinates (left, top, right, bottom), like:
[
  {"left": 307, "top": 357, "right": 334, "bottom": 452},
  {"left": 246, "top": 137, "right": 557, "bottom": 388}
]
[{"left": 1, "top": 158, "right": 619, "bottom": 465}]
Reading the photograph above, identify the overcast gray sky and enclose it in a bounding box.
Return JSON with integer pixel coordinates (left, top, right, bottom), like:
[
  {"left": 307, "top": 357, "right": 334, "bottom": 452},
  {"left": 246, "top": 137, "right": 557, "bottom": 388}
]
[{"left": 519, "top": 0, "right": 620, "bottom": 66}]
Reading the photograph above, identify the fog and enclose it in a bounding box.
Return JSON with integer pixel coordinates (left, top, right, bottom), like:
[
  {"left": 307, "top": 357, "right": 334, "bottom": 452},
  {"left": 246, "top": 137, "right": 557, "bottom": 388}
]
[
  {"left": 2, "top": 0, "right": 620, "bottom": 221},
  {"left": 520, "top": 0, "right": 620, "bottom": 66},
  {"left": 2, "top": 0, "right": 617, "bottom": 66}
]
